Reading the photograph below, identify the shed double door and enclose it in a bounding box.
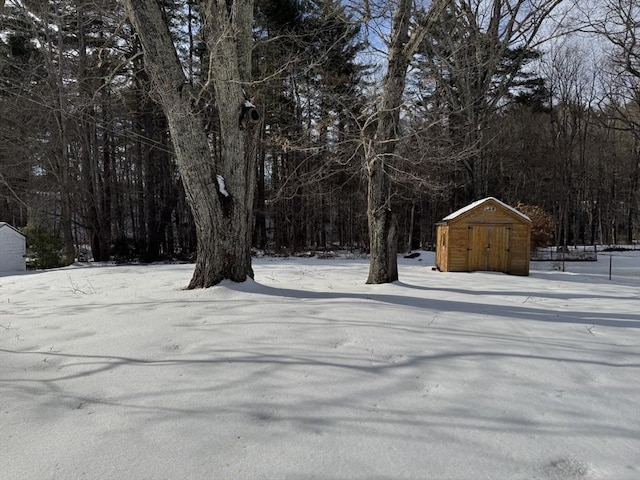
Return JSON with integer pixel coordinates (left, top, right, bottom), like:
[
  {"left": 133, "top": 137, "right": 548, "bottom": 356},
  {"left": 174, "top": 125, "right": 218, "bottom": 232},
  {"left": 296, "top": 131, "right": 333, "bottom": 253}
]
[{"left": 467, "top": 224, "right": 511, "bottom": 272}]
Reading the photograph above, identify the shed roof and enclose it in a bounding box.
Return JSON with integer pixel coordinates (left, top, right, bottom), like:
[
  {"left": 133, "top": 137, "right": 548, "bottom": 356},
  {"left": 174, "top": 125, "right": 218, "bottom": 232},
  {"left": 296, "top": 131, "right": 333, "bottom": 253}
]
[
  {"left": 0, "top": 222, "right": 26, "bottom": 238},
  {"left": 441, "top": 197, "right": 531, "bottom": 222}
]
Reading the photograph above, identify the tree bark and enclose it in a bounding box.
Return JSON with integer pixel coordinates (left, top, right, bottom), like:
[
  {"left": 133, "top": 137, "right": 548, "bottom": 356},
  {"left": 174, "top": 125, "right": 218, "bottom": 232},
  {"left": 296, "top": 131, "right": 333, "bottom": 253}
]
[
  {"left": 122, "top": 0, "right": 258, "bottom": 288},
  {"left": 365, "top": 0, "right": 448, "bottom": 284}
]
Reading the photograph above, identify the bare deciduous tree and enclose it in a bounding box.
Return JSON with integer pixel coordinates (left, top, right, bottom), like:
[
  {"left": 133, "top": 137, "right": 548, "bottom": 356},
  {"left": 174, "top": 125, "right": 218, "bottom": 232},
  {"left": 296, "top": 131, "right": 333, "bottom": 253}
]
[
  {"left": 359, "top": 0, "right": 449, "bottom": 284},
  {"left": 582, "top": 0, "right": 639, "bottom": 243},
  {"left": 121, "top": 0, "right": 260, "bottom": 288},
  {"left": 419, "top": 0, "right": 567, "bottom": 199}
]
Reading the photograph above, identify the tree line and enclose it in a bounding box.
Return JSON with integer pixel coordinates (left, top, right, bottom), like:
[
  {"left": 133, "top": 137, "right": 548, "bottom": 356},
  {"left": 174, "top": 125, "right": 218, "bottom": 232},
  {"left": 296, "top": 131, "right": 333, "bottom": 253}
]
[{"left": 0, "top": 0, "right": 637, "bottom": 284}]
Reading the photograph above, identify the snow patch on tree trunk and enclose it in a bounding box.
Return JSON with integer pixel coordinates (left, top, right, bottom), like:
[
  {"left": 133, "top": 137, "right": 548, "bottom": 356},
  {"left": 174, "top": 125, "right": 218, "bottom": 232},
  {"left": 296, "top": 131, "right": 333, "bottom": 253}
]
[{"left": 216, "top": 175, "right": 230, "bottom": 197}]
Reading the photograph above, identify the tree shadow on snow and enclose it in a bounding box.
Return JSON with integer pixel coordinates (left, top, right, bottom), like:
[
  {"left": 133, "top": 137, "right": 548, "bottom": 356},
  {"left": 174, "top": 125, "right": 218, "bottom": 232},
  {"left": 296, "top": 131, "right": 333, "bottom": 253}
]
[{"left": 223, "top": 281, "right": 639, "bottom": 330}]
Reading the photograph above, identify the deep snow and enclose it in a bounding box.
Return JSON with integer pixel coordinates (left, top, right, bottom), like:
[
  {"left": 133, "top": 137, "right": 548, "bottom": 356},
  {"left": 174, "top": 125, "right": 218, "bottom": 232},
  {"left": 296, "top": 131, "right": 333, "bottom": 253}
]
[{"left": 1, "top": 251, "right": 639, "bottom": 480}]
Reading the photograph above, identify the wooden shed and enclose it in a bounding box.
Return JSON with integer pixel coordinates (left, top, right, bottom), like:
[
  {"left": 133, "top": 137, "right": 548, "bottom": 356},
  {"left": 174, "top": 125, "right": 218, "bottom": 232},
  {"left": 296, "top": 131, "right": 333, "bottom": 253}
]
[
  {"left": 435, "top": 197, "right": 531, "bottom": 276},
  {"left": 0, "top": 222, "right": 26, "bottom": 272}
]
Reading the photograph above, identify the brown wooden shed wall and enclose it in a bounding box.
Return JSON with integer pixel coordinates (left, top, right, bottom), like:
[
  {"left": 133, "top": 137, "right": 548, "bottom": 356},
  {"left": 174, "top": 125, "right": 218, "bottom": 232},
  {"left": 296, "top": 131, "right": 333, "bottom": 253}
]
[{"left": 435, "top": 225, "right": 449, "bottom": 272}]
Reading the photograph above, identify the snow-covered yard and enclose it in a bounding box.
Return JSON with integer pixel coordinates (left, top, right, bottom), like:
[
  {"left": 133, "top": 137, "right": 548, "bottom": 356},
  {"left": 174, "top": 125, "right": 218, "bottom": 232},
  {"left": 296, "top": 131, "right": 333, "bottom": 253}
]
[{"left": 1, "top": 251, "right": 639, "bottom": 480}]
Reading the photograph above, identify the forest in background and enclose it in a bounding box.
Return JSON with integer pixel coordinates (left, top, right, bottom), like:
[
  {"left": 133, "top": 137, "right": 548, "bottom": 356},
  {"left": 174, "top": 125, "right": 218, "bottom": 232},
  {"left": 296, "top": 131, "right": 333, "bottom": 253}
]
[{"left": 0, "top": 0, "right": 638, "bottom": 265}]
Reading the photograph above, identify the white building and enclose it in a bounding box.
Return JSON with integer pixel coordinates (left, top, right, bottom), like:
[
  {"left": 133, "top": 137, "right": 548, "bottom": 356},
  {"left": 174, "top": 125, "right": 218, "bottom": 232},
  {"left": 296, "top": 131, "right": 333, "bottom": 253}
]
[{"left": 0, "top": 222, "right": 26, "bottom": 272}]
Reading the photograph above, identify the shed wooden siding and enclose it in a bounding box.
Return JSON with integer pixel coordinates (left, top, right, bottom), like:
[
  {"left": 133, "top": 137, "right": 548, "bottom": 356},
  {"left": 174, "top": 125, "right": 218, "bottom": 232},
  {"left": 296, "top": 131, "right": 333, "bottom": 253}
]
[
  {"left": 435, "top": 224, "right": 450, "bottom": 272},
  {"left": 435, "top": 198, "right": 531, "bottom": 276}
]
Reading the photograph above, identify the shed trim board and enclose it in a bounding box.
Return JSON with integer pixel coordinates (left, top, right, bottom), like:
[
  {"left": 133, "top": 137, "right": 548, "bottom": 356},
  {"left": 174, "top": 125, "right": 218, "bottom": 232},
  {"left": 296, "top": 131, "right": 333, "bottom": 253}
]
[
  {"left": 441, "top": 196, "right": 531, "bottom": 223},
  {"left": 0, "top": 222, "right": 27, "bottom": 272},
  {"left": 436, "top": 198, "right": 531, "bottom": 276}
]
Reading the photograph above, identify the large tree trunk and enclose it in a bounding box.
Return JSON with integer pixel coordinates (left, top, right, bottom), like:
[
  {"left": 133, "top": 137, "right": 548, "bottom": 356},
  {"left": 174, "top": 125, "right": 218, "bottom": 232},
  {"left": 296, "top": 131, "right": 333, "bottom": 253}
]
[
  {"left": 365, "top": 0, "right": 447, "bottom": 284},
  {"left": 122, "top": 0, "right": 258, "bottom": 288},
  {"left": 364, "top": 0, "right": 409, "bottom": 284},
  {"left": 365, "top": 139, "right": 399, "bottom": 283}
]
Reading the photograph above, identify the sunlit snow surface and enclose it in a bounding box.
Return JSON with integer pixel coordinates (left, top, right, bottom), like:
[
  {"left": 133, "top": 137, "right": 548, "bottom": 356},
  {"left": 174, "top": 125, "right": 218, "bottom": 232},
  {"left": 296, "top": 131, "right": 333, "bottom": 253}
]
[{"left": 1, "top": 251, "right": 638, "bottom": 479}]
